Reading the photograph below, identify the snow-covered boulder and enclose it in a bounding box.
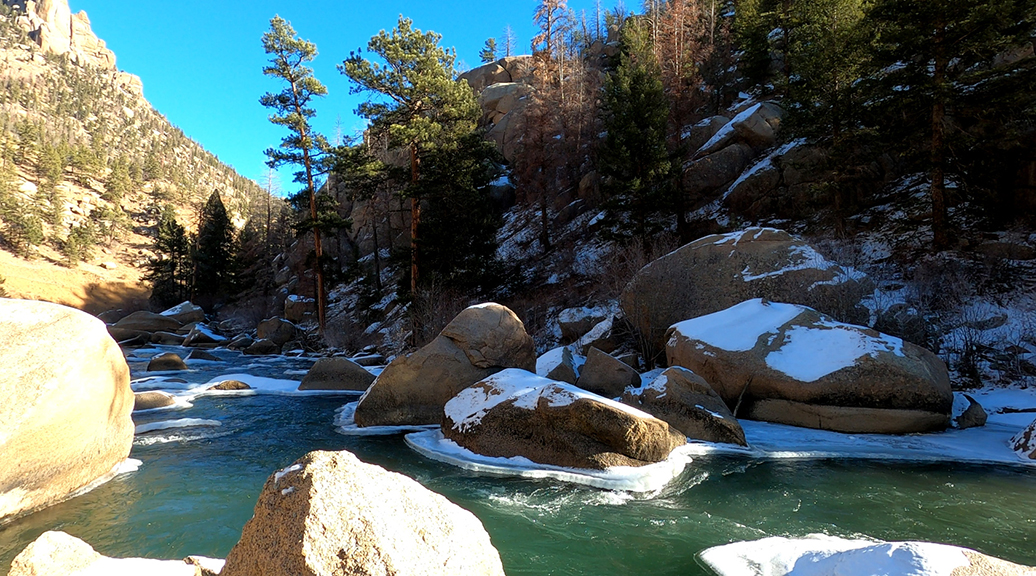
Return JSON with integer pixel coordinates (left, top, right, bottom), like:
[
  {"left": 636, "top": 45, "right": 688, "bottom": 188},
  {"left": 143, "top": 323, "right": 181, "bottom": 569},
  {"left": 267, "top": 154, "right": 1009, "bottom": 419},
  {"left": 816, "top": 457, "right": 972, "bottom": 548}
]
[
  {"left": 220, "top": 450, "right": 504, "bottom": 576},
  {"left": 1011, "top": 417, "right": 1036, "bottom": 460},
  {"left": 298, "top": 357, "right": 375, "bottom": 392},
  {"left": 0, "top": 299, "right": 134, "bottom": 524},
  {"left": 536, "top": 346, "right": 584, "bottom": 385},
  {"left": 696, "top": 102, "right": 783, "bottom": 157},
  {"left": 256, "top": 317, "right": 297, "bottom": 347},
  {"left": 575, "top": 315, "right": 621, "bottom": 354},
  {"left": 952, "top": 393, "right": 987, "bottom": 430},
  {"left": 9, "top": 531, "right": 204, "bottom": 576},
  {"left": 146, "top": 352, "right": 187, "bottom": 372},
  {"left": 622, "top": 367, "right": 747, "bottom": 446},
  {"left": 442, "top": 369, "right": 685, "bottom": 470},
  {"left": 699, "top": 534, "right": 1036, "bottom": 576},
  {"left": 558, "top": 305, "right": 609, "bottom": 343},
  {"left": 575, "top": 347, "right": 641, "bottom": 398},
  {"left": 182, "top": 323, "right": 226, "bottom": 347},
  {"left": 355, "top": 303, "right": 536, "bottom": 427},
  {"left": 667, "top": 299, "right": 952, "bottom": 434},
  {"left": 621, "top": 228, "right": 870, "bottom": 359},
  {"left": 159, "top": 301, "right": 204, "bottom": 325}
]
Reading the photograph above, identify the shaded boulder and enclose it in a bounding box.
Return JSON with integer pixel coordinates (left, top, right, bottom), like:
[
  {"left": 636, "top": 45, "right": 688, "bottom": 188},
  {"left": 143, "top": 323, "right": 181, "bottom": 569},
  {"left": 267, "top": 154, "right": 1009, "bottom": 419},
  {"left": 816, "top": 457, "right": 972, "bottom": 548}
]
[
  {"left": 299, "top": 357, "right": 376, "bottom": 392},
  {"left": 0, "top": 299, "right": 134, "bottom": 524},
  {"left": 355, "top": 303, "right": 536, "bottom": 427},
  {"left": 114, "top": 310, "right": 182, "bottom": 333},
  {"left": 182, "top": 324, "right": 227, "bottom": 347},
  {"left": 107, "top": 326, "right": 148, "bottom": 343},
  {"left": 186, "top": 349, "right": 220, "bottom": 362},
  {"left": 682, "top": 143, "right": 754, "bottom": 195},
  {"left": 621, "top": 228, "right": 870, "bottom": 358},
  {"left": 134, "top": 390, "right": 176, "bottom": 411},
  {"left": 9, "top": 531, "right": 201, "bottom": 576},
  {"left": 443, "top": 369, "right": 685, "bottom": 470},
  {"left": 536, "top": 346, "right": 584, "bottom": 385},
  {"left": 558, "top": 306, "right": 609, "bottom": 343},
  {"left": 147, "top": 352, "right": 187, "bottom": 372},
  {"left": 622, "top": 367, "right": 747, "bottom": 446},
  {"left": 667, "top": 299, "right": 953, "bottom": 434},
  {"left": 575, "top": 316, "right": 621, "bottom": 355},
  {"left": 244, "top": 339, "right": 280, "bottom": 356},
  {"left": 227, "top": 334, "right": 254, "bottom": 350},
  {"left": 1011, "top": 417, "right": 1036, "bottom": 460},
  {"left": 208, "top": 380, "right": 252, "bottom": 391},
  {"left": 257, "top": 317, "right": 297, "bottom": 347},
  {"left": 695, "top": 102, "right": 783, "bottom": 157},
  {"left": 284, "top": 295, "right": 315, "bottom": 323},
  {"left": 159, "top": 301, "right": 205, "bottom": 325},
  {"left": 220, "top": 450, "right": 505, "bottom": 576},
  {"left": 575, "top": 347, "right": 640, "bottom": 398},
  {"left": 150, "top": 330, "right": 185, "bottom": 345},
  {"left": 683, "top": 115, "right": 730, "bottom": 153},
  {"left": 952, "top": 393, "right": 987, "bottom": 430}
]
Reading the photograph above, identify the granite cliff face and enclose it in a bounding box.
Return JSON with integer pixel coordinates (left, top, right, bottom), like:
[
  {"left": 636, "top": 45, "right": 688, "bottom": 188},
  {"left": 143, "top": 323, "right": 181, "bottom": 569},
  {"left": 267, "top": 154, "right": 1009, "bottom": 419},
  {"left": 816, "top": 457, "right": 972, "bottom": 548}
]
[{"left": 4, "top": 0, "right": 116, "bottom": 70}]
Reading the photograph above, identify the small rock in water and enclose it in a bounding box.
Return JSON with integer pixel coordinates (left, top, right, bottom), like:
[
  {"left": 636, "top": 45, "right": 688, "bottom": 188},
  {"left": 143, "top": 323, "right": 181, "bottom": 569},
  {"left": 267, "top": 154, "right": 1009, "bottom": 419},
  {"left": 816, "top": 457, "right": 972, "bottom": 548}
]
[
  {"left": 187, "top": 349, "right": 221, "bottom": 362},
  {"left": 134, "top": 390, "right": 176, "bottom": 411},
  {"left": 208, "top": 380, "right": 252, "bottom": 391},
  {"left": 147, "top": 352, "right": 187, "bottom": 372}
]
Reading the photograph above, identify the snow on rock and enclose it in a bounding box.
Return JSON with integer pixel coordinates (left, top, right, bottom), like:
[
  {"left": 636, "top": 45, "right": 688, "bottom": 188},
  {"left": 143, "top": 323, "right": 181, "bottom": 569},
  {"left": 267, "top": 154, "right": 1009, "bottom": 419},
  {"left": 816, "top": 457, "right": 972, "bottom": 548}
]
[
  {"left": 1010, "top": 417, "right": 1036, "bottom": 460},
  {"left": 9, "top": 531, "right": 203, "bottom": 576},
  {"left": 699, "top": 534, "right": 980, "bottom": 576},
  {"left": 668, "top": 299, "right": 953, "bottom": 434}
]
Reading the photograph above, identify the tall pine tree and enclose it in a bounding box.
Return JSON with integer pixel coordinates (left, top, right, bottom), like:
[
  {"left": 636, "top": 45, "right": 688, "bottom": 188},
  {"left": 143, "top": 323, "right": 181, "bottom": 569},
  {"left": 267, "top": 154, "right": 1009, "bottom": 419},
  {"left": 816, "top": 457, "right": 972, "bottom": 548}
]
[
  {"left": 192, "top": 191, "right": 237, "bottom": 305},
  {"left": 145, "top": 205, "right": 193, "bottom": 309}
]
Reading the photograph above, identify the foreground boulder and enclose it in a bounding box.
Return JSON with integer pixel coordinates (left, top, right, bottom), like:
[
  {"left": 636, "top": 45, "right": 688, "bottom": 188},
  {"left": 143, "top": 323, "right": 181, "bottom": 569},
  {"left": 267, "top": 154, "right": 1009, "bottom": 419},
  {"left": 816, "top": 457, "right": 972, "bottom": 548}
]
[
  {"left": 298, "top": 357, "right": 376, "bottom": 391},
  {"left": 622, "top": 367, "right": 747, "bottom": 446},
  {"left": 0, "top": 299, "right": 134, "bottom": 524},
  {"left": 10, "top": 531, "right": 207, "bottom": 576},
  {"left": 442, "top": 369, "right": 685, "bottom": 469},
  {"left": 621, "top": 228, "right": 869, "bottom": 358},
  {"left": 667, "top": 299, "right": 953, "bottom": 434},
  {"left": 220, "top": 450, "right": 504, "bottom": 576},
  {"left": 699, "top": 534, "right": 1036, "bottom": 576},
  {"left": 355, "top": 303, "right": 536, "bottom": 427}
]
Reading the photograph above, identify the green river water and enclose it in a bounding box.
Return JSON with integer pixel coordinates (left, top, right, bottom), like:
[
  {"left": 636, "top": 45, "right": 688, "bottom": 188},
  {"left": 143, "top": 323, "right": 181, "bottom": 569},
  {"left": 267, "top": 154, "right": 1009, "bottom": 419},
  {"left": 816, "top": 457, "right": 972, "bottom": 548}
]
[{"left": 1, "top": 350, "right": 1034, "bottom": 575}]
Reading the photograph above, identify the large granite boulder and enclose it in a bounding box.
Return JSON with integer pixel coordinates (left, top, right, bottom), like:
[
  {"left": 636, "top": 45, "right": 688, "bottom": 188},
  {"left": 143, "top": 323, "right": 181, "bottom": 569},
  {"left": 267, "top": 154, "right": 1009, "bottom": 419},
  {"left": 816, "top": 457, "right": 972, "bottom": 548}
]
[
  {"left": 257, "top": 317, "right": 297, "bottom": 347},
  {"left": 355, "top": 303, "right": 536, "bottom": 427},
  {"left": 113, "top": 310, "right": 183, "bottom": 333},
  {"left": 10, "top": 531, "right": 204, "bottom": 576},
  {"left": 220, "top": 450, "right": 504, "bottom": 576},
  {"left": 0, "top": 299, "right": 134, "bottom": 524},
  {"left": 667, "top": 299, "right": 953, "bottom": 434},
  {"left": 442, "top": 369, "right": 685, "bottom": 470},
  {"left": 159, "top": 301, "right": 205, "bottom": 325},
  {"left": 575, "top": 347, "right": 640, "bottom": 398},
  {"left": 298, "top": 357, "right": 375, "bottom": 392},
  {"left": 621, "top": 228, "right": 869, "bottom": 358},
  {"left": 622, "top": 367, "right": 747, "bottom": 446},
  {"left": 695, "top": 102, "right": 783, "bottom": 157}
]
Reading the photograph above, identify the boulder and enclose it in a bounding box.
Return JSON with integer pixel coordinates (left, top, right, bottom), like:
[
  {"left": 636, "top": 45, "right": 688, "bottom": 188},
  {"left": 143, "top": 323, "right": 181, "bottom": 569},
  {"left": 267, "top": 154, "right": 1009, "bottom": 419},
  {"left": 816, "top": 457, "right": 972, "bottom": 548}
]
[
  {"left": 151, "top": 330, "right": 185, "bottom": 345},
  {"left": 114, "top": 310, "right": 182, "bottom": 333},
  {"left": 186, "top": 349, "right": 220, "bottom": 362},
  {"left": 220, "top": 450, "right": 505, "bottom": 576},
  {"left": 575, "top": 347, "right": 641, "bottom": 398},
  {"left": 159, "top": 301, "right": 205, "bottom": 325},
  {"left": 134, "top": 390, "right": 176, "bottom": 411},
  {"left": 350, "top": 353, "right": 386, "bottom": 367},
  {"left": 443, "top": 369, "right": 685, "bottom": 470},
  {"left": 695, "top": 102, "right": 782, "bottom": 157},
  {"left": 0, "top": 299, "right": 133, "bottom": 524},
  {"left": 244, "top": 338, "right": 280, "bottom": 356},
  {"left": 621, "top": 228, "right": 870, "bottom": 357},
  {"left": 9, "top": 531, "right": 200, "bottom": 576},
  {"left": 182, "top": 324, "right": 227, "bottom": 347},
  {"left": 208, "top": 380, "right": 252, "bottom": 391},
  {"left": 227, "top": 334, "right": 254, "bottom": 350},
  {"left": 683, "top": 115, "right": 730, "bottom": 153},
  {"left": 147, "top": 352, "right": 187, "bottom": 372},
  {"left": 622, "top": 367, "right": 747, "bottom": 446},
  {"left": 541, "top": 346, "right": 584, "bottom": 385},
  {"left": 667, "top": 299, "right": 953, "bottom": 434},
  {"left": 575, "top": 316, "right": 621, "bottom": 355},
  {"left": 479, "top": 82, "right": 528, "bottom": 119},
  {"left": 1011, "top": 417, "right": 1036, "bottom": 460},
  {"left": 459, "top": 61, "right": 511, "bottom": 92},
  {"left": 355, "top": 303, "right": 536, "bottom": 427},
  {"left": 952, "top": 393, "right": 987, "bottom": 430},
  {"left": 257, "top": 317, "right": 297, "bottom": 347},
  {"left": 96, "top": 309, "right": 126, "bottom": 324},
  {"left": 682, "top": 143, "right": 754, "bottom": 195},
  {"left": 284, "top": 295, "right": 316, "bottom": 323},
  {"left": 558, "top": 306, "right": 609, "bottom": 343},
  {"left": 107, "top": 326, "right": 148, "bottom": 343},
  {"left": 298, "top": 357, "right": 376, "bottom": 392}
]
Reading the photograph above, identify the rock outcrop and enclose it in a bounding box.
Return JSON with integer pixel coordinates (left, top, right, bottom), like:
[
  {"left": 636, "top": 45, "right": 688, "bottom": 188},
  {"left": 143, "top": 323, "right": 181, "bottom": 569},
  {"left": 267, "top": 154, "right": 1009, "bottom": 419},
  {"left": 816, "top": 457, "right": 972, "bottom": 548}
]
[
  {"left": 355, "top": 303, "right": 536, "bottom": 427},
  {"left": 10, "top": 531, "right": 206, "bottom": 576},
  {"left": 667, "top": 299, "right": 953, "bottom": 434},
  {"left": 623, "top": 367, "right": 747, "bottom": 446},
  {"left": 621, "top": 228, "right": 869, "bottom": 357},
  {"left": 298, "top": 357, "right": 375, "bottom": 392},
  {"left": 3, "top": 0, "right": 117, "bottom": 69},
  {"left": 256, "top": 317, "right": 297, "bottom": 347},
  {"left": 220, "top": 450, "right": 505, "bottom": 576},
  {"left": 159, "top": 301, "right": 205, "bottom": 325},
  {"left": 442, "top": 369, "right": 685, "bottom": 469},
  {"left": 0, "top": 299, "right": 134, "bottom": 524},
  {"left": 1011, "top": 417, "right": 1036, "bottom": 460}
]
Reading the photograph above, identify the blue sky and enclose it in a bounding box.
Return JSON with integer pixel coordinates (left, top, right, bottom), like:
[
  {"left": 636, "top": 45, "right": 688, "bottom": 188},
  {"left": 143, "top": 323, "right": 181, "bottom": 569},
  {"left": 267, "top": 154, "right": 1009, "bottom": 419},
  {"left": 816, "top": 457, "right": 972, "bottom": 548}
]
[{"left": 69, "top": 0, "right": 620, "bottom": 192}]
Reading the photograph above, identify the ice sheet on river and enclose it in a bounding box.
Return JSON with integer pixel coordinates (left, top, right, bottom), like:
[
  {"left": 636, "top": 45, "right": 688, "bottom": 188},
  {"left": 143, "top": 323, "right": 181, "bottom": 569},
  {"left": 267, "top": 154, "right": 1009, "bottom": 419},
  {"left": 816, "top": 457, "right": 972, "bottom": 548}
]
[{"left": 405, "top": 430, "right": 697, "bottom": 493}]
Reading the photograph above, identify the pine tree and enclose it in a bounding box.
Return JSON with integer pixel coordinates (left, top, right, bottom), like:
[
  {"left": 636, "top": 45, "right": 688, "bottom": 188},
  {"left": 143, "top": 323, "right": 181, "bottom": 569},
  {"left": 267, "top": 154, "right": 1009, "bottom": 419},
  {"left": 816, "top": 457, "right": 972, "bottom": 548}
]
[
  {"left": 480, "top": 38, "right": 498, "bottom": 63},
  {"left": 145, "top": 205, "right": 193, "bottom": 309},
  {"left": 340, "top": 15, "right": 480, "bottom": 299},
  {"left": 597, "top": 18, "right": 672, "bottom": 250},
  {"left": 261, "top": 15, "right": 331, "bottom": 333},
  {"left": 192, "top": 191, "right": 237, "bottom": 304}
]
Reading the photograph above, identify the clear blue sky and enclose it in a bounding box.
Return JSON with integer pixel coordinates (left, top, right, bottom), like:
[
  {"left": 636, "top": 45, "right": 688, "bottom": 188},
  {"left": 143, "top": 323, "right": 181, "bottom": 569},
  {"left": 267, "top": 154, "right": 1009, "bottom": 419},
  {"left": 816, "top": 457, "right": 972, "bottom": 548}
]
[{"left": 69, "top": 0, "right": 620, "bottom": 192}]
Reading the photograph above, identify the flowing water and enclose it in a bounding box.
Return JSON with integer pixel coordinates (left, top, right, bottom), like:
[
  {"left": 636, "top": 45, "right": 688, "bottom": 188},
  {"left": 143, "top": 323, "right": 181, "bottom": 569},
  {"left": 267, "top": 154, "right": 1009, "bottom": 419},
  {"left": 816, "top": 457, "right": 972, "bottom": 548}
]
[{"left": 1, "top": 347, "right": 1035, "bottom": 574}]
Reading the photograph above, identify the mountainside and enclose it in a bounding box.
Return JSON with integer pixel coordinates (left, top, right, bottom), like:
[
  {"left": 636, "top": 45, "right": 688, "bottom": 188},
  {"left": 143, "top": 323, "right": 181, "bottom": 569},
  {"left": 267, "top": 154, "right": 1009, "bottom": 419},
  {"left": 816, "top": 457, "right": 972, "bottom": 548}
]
[{"left": 0, "top": 0, "right": 268, "bottom": 311}]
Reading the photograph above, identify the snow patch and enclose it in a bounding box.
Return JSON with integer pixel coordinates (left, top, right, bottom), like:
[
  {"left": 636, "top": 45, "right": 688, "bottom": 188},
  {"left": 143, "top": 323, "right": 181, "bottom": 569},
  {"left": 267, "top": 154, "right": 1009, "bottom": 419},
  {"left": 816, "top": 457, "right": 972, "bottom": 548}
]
[
  {"left": 274, "top": 463, "right": 303, "bottom": 483},
  {"left": 135, "top": 418, "right": 221, "bottom": 435},
  {"left": 670, "top": 299, "right": 802, "bottom": 352},
  {"left": 764, "top": 321, "right": 904, "bottom": 382}
]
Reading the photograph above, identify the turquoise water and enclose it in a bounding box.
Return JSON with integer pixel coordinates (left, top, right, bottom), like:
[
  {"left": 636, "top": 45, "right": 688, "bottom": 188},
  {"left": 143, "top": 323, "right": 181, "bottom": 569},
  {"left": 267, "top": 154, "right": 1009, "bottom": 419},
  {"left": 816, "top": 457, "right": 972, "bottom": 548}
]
[{"left": 1, "top": 350, "right": 1035, "bottom": 574}]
